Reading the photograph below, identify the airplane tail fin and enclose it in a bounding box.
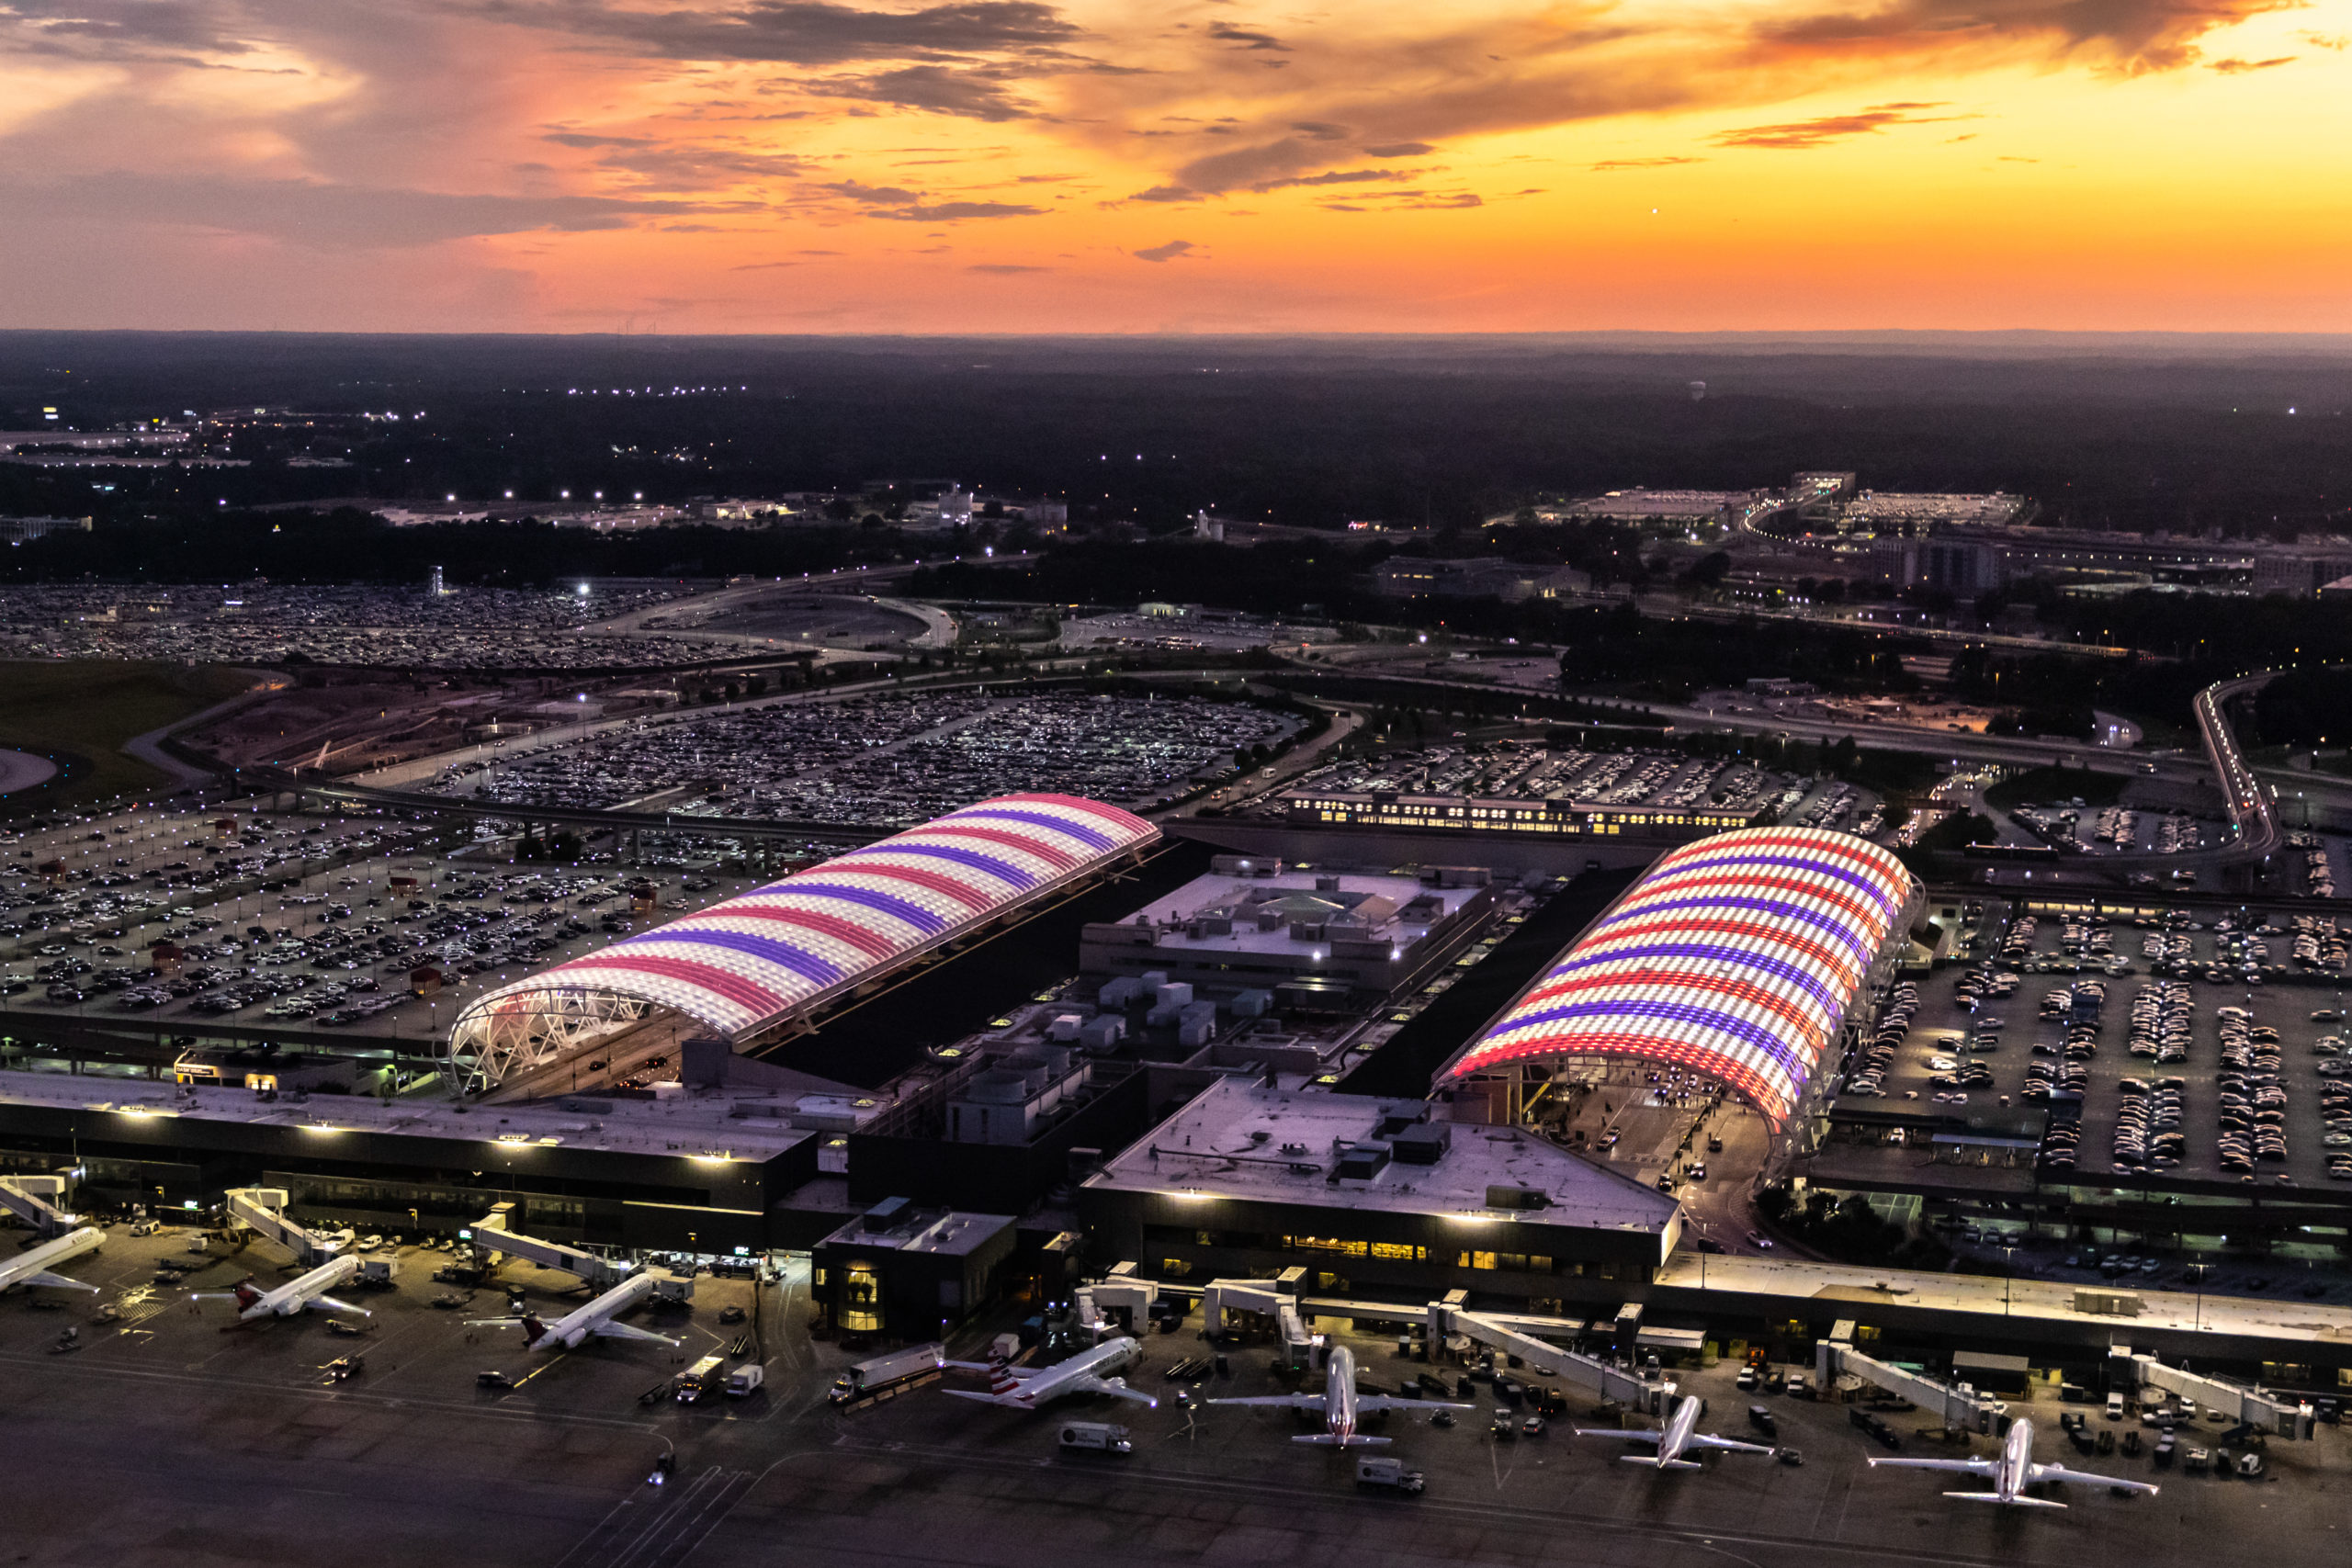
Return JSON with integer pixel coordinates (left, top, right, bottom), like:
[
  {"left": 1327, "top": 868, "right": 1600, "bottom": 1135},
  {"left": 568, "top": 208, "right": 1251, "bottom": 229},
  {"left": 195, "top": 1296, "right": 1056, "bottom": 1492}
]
[
  {"left": 1946, "top": 1492, "right": 2064, "bottom": 1508},
  {"left": 1623, "top": 1456, "right": 1702, "bottom": 1470},
  {"left": 520, "top": 1314, "right": 548, "bottom": 1348},
  {"left": 1294, "top": 1434, "right": 1392, "bottom": 1448}
]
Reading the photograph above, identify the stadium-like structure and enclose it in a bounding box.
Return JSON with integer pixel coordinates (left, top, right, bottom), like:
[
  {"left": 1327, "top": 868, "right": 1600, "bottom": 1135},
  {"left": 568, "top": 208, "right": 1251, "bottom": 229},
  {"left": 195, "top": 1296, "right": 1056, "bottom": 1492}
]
[
  {"left": 1440, "top": 827, "right": 1921, "bottom": 1142},
  {"left": 446, "top": 794, "right": 1158, "bottom": 1098}
]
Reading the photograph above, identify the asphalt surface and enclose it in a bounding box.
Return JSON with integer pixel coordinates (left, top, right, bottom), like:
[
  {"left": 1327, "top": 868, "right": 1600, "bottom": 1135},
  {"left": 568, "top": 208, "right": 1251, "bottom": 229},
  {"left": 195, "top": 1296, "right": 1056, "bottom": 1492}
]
[{"left": 9, "top": 1237, "right": 2347, "bottom": 1568}]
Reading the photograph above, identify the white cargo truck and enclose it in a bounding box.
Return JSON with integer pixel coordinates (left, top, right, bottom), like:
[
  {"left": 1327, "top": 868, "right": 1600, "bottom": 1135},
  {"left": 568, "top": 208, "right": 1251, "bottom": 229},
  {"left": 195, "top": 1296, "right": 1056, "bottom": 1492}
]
[
  {"left": 1057, "top": 1422, "right": 1133, "bottom": 1455},
  {"left": 726, "top": 1364, "right": 765, "bottom": 1397},
  {"left": 830, "top": 1342, "right": 945, "bottom": 1406},
  {"left": 1355, "top": 1456, "right": 1424, "bottom": 1494}
]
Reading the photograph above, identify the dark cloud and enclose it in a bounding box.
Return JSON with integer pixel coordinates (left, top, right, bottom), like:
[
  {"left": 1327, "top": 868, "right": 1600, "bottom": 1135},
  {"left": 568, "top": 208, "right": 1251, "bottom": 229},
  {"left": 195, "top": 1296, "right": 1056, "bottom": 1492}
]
[
  {"left": 1363, "top": 141, "right": 1435, "bottom": 157},
  {"left": 821, "top": 178, "right": 1045, "bottom": 220},
  {"left": 1132, "top": 238, "right": 1194, "bottom": 261},
  {"left": 0, "top": 172, "right": 711, "bottom": 246},
  {"left": 1173, "top": 136, "right": 1325, "bottom": 192},
  {"left": 1126, "top": 184, "right": 1202, "bottom": 202},
  {"left": 595, "top": 144, "right": 816, "bottom": 182},
  {"left": 822, "top": 178, "right": 922, "bottom": 202},
  {"left": 1206, "top": 20, "right": 1286, "bottom": 51},
  {"left": 803, "top": 62, "right": 1037, "bottom": 119},
  {"left": 871, "top": 199, "right": 1044, "bottom": 218},
  {"left": 507, "top": 0, "right": 1084, "bottom": 67},
  {"left": 1323, "top": 189, "right": 1480, "bottom": 209},
  {"left": 2207, "top": 53, "right": 2293, "bottom": 71},
  {"left": 1289, "top": 119, "right": 1348, "bottom": 139},
  {"left": 1711, "top": 102, "right": 1973, "bottom": 148},
  {"left": 0, "top": 0, "right": 256, "bottom": 63},
  {"left": 1251, "top": 168, "right": 1408, "bottom": 192},
  {"left": 542, "top": 131, "right": 652, "bottom": 149},
  {"left": 1750, "top": 0, "right": 2293, "bottom": 71}
]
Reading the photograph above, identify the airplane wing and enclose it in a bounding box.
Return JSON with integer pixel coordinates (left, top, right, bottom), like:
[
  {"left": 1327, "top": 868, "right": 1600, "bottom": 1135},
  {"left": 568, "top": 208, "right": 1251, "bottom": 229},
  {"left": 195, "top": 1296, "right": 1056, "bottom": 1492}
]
[
  {"left": 304, "top": 1294, "right": 371, "bottom": 1317},
  {"left": 1689, "top": 1434, "right": 1778, "bottom": 1456},
  {"left": 1206, "top": 1393, "right": 1328, "bottom": 1410},
  {"left": 1573, "top": 1427, "right": 1663, "bottom": 1443},
  {"left": 943, "top": 1359, "right": 1030, "bottom": 1376},
  {"left": 942, "top": 1388, "right": 1028, "bottom": 1407},
  {"left": 1866, "top": 1457, "right": 1998, "bottom": 1475},
  {"left": 19, "top": 1271, "right": 99, "bottom": 1292},
  {"left": 1069, "top": 1376, "right": 1159, "bottom": 1408},
  {"left": 1355, "top": 1396, "right": 1476, "bottom": 1413},
  {"left": 590, "top": 1319, "right": 681, "bottom": 1346},
  {"left": 468, "top": 1316, "right": 526, "bottom": 1329},
  {"left": 2031, "top": 1465, "right": 2159, "bottom": 1495}
]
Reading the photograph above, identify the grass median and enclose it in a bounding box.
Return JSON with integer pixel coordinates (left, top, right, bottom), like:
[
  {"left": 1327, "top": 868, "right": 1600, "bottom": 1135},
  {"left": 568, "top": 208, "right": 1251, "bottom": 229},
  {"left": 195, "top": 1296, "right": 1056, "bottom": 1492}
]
[{"left": 0, "top": 660, "right": 260, "bottom": 812}]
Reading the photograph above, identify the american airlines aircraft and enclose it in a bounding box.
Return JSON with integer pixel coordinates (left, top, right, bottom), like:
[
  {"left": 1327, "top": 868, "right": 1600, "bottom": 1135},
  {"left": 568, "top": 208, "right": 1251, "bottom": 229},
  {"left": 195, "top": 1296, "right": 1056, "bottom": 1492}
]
[
  {"left": 1868, "top": 1418, "right": 2160, "bottom": 1506},
  {"left": 943, "top": 1336, "right": 1158, "bottom": 1410},
  {"left": 1575, "top": 1393, "right": 1777, "bottom": 1468},
  {"left": 1208, "top": 1346, "right": 1472, "bottom": 1446},
  {"left": 195, "top": 1254, "right": 369, "bottom": 1325},
  {"left": 0, "top": 1227, "right": 102, "bottom": 1294},
  {"left": 470, "top": 1271, "right": 681, "bottom": 1351}
]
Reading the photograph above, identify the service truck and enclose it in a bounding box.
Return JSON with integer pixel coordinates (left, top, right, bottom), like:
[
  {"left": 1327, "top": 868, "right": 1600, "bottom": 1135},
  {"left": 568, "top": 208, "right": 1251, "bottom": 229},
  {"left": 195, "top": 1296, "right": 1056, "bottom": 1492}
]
[
  {"left": 675, "top": 1354, "right": 728, "bottom": 1404},
  {"left": 1057, "top": 1422, "right": 1133, "bottom": 1454},
  {"left": 1355, "top": 1456, "right": 1425, "bottom": 1494},
  {"left": 726, "top": 1364, "right": 765, "bottom": 1397},
  {"left": 830, "top": 1343, "right": 945, "bottom": 1406}
]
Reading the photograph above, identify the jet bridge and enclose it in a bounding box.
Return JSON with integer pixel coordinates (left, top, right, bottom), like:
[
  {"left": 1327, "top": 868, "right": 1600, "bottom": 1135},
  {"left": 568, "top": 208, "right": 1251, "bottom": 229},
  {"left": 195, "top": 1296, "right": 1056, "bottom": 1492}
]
[
  {"left": 470, "top": 1202, "right": 631, "bottom": 1289},
  {"left": 1815, "top": 1341, "right": 2007, "bottom": 1433},
  {"left": 1427, "top": 1300, "right": 1673, "bottom": 1415},
  {"left": 1199, "top": 1277, "right": 1317, "bottom": 1364},
  {"left": 0, "top": 1168, "right": 82, "bottom": 1238},
  {"left": 224, "top": 1187, "right": 342, "bottom": 1267},
  {"left": 2116, "top": 1349, "right": 2313, "bottom": 1439}
]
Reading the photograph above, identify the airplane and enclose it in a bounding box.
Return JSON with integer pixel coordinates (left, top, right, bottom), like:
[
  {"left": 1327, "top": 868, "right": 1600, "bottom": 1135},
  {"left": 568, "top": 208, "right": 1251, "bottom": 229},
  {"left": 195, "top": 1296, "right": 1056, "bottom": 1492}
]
[
  {"left": 195, "top": 1254, "right": 369, "bottom": 1325},
  {"left": 1575, "top": 1393, "right": 1777, "bottom": 1469},
  {"left": 469, "top": 1270, "right": 681, "bottom": 1351},
  {"left": 0, "top": 1227, "right": 103, "bottom": 1294},
  {"left": 1207, "top": 1345, "right": 1472, "bottom": 1447},
  {"left": 943, "top": 1335, "right": 1158, "bottom": 1410},
  {"left": 1867, "top": 1418, "right": 2160, "bottom": 1507}
]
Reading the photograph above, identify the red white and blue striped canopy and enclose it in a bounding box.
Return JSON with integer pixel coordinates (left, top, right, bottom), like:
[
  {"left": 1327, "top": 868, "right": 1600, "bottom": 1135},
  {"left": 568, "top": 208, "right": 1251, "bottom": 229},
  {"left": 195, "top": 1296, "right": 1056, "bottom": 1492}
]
[
  {"left": 458, "top": 794, "right": 1157, "bottom": 1040},
  {"left": 1441, "top": 828, "right": 1917, "bottom": 1124}
]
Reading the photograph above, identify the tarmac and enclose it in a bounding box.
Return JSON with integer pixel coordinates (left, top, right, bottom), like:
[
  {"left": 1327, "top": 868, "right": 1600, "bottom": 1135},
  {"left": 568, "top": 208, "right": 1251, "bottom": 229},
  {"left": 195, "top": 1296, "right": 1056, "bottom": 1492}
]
[{"left": 6, "top": 1222, "right": 2349, "bottom": 1568}]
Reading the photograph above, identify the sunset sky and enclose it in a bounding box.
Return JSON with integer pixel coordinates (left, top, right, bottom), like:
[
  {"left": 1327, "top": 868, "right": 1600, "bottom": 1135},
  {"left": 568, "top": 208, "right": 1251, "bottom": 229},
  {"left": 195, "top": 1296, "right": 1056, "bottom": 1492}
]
[{"left": 2, "top": 0, "right": 2347, "bottom": 332}]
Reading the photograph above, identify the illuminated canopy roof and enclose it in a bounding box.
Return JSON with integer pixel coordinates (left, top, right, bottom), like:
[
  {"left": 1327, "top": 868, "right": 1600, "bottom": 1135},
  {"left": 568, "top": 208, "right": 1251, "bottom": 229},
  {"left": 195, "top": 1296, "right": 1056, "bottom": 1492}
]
[
  {"left": 1440, "top": 828, "right": 1919, "bottom": 1124},
  {"left": 447, "top": 795, "right": 1156, "bottom": 1092}
]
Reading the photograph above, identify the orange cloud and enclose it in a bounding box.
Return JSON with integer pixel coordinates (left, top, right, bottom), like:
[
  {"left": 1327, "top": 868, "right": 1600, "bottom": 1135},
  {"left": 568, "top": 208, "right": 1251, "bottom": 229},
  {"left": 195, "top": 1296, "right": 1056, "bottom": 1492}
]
[{"left": 0, "top": 0, "right": 2338, "bottom": 331}]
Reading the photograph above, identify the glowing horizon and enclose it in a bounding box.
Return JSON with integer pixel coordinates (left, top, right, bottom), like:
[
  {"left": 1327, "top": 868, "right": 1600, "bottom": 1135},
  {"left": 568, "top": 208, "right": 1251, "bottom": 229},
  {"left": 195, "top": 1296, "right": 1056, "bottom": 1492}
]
[{"left": 0, "top": 0, "right": 2345, "bottom": 333}]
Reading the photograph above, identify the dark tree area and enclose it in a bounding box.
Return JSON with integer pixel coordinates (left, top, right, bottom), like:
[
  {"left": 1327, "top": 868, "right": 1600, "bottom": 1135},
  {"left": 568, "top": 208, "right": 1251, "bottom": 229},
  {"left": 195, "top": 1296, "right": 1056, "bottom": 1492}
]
[
  {"left": 3, "top": 333, "right": 2348, "bottom": 540},
  {"left": 2246, "top": 667, "right": 2352, "bottom": 749}
]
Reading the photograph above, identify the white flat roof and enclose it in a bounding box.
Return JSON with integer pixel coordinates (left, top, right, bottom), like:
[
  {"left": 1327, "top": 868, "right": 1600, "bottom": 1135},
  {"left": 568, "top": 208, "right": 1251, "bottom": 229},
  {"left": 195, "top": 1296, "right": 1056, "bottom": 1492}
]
[
  {"left": 0, "top": 1067, "right": 812, "bottom": 1163},
  {"left": 1085, "top": 1077, "right": 1678, "bottom": 1235},
  {"left": 1111, "top": 870, "right": 1479, "bottom": 964}
]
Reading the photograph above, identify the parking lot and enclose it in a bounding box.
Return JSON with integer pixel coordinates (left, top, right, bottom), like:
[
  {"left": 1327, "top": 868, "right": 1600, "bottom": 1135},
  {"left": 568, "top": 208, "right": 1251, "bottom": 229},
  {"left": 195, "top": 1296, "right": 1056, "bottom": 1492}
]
[
  {"left": 426, "top": 691, "right": 1299, "bottom": 826},
  {"left": 0, "top": 799, "right": 764, "bottom": 1048},
  {"left": 0, "top": 581, "right": 732, "bottom": 670},
  {"left": 1837, "top": 900, "right": 2352, "bottom": 1195},
  {"left": 1264, "top": 741, "right": 1880, "bottom": 831},
  {"left": 6, "top": 1241, "right": 2348, "bottom": 1568}
]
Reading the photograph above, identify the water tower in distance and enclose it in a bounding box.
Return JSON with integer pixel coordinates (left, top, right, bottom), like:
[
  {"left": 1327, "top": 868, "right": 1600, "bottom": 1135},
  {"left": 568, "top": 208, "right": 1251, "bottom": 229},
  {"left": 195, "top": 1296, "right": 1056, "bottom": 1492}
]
[{"left": 1688, "top": 380, "right": 1707, "bottom": 401}]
